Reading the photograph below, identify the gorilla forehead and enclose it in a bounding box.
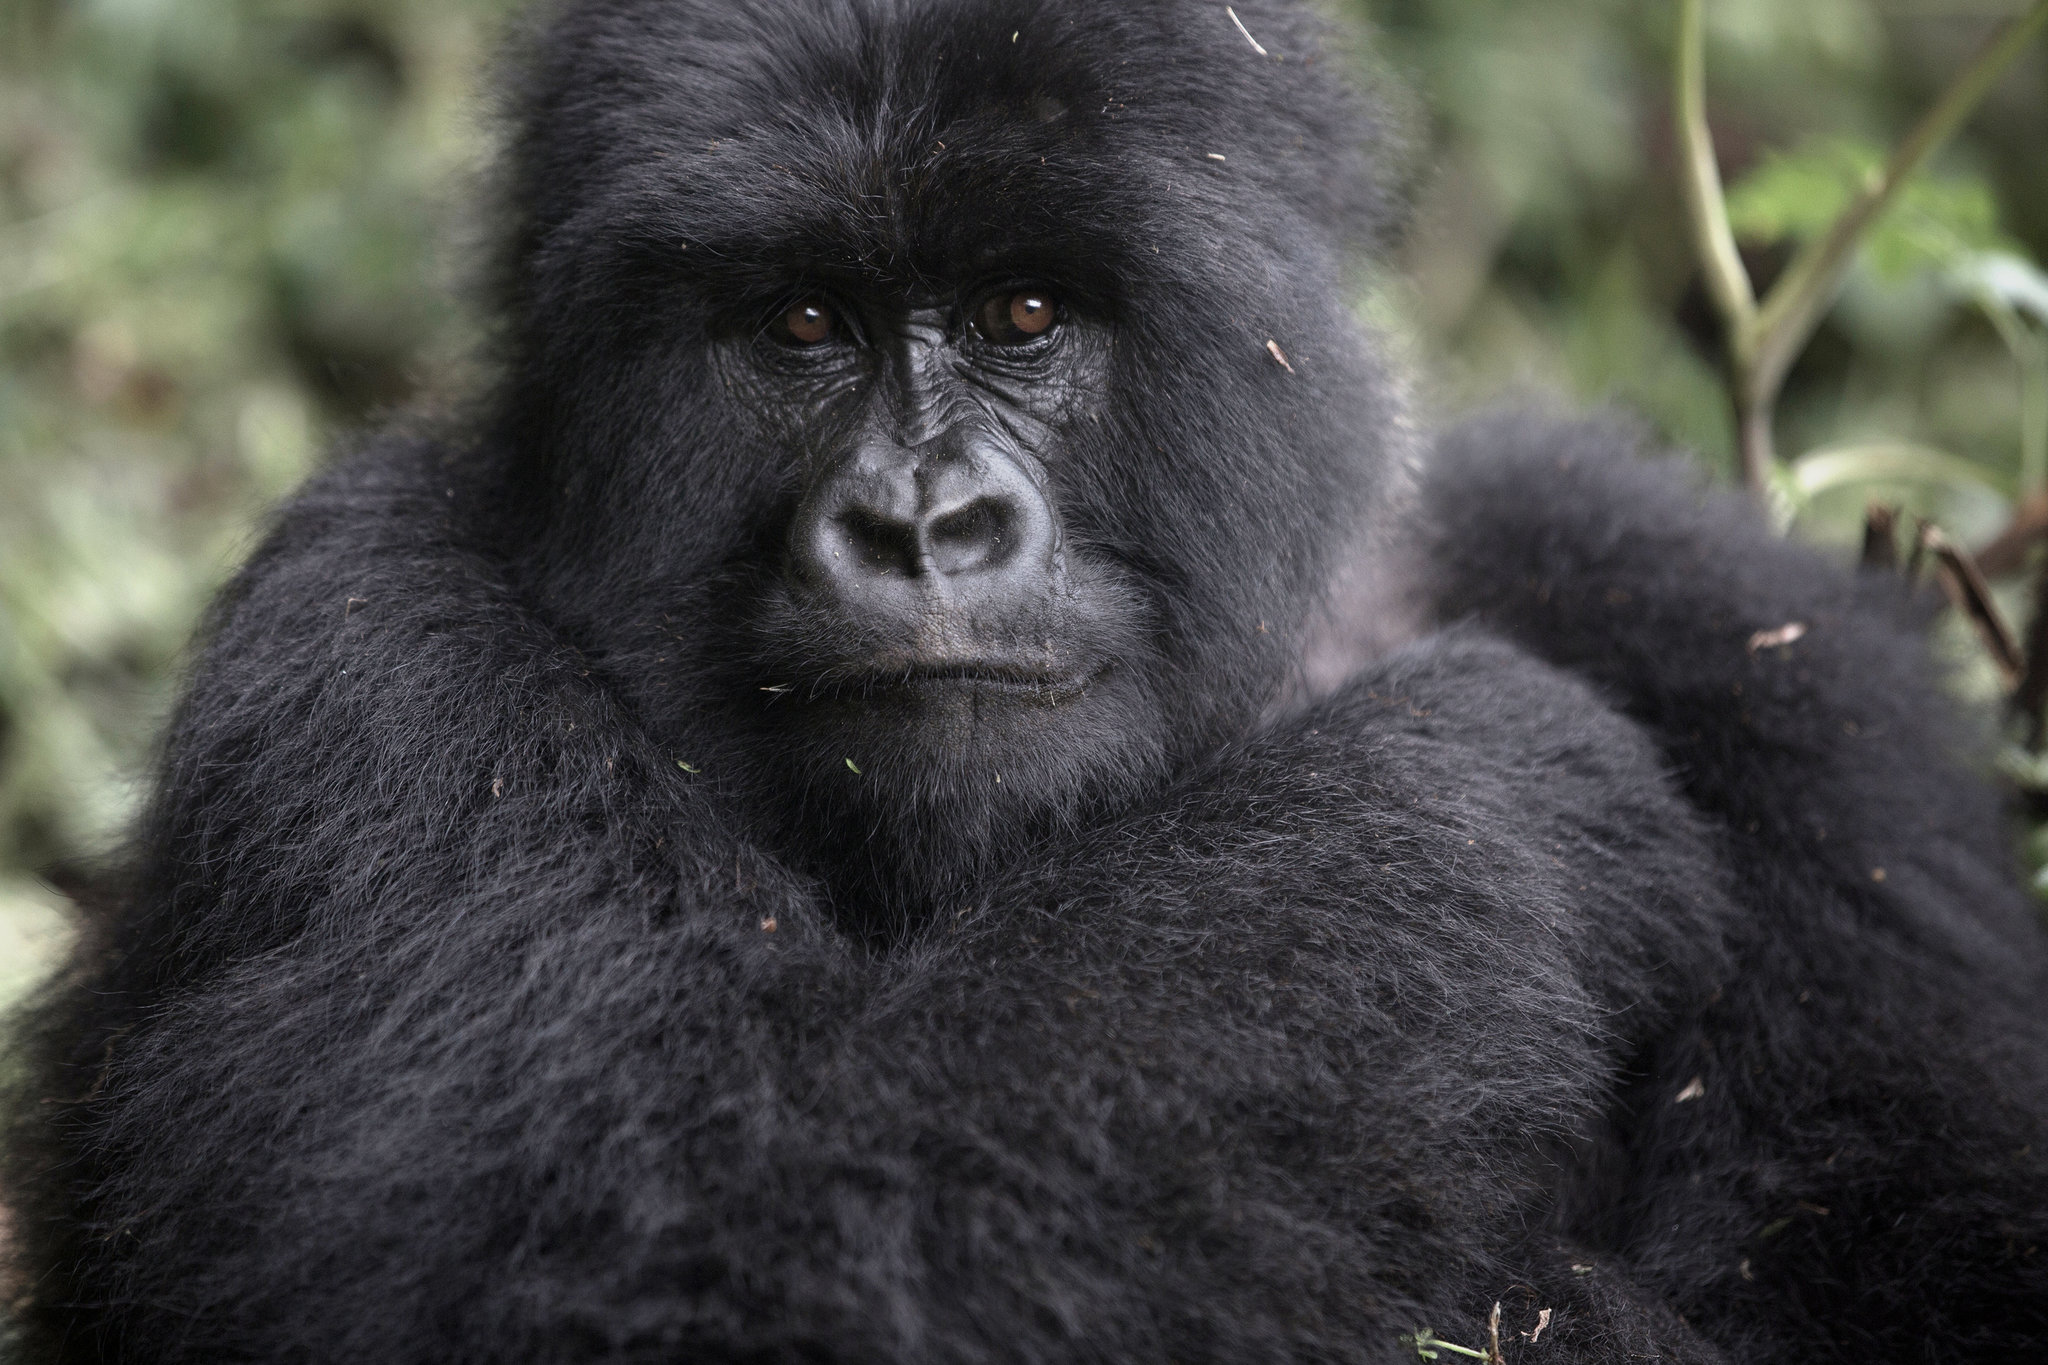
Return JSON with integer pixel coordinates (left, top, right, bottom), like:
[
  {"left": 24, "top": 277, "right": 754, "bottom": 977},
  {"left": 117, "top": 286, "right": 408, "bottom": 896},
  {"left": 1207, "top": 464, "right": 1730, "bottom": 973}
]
[{"left": 510, "top": 0, "right": 1391, "bottom": 297}]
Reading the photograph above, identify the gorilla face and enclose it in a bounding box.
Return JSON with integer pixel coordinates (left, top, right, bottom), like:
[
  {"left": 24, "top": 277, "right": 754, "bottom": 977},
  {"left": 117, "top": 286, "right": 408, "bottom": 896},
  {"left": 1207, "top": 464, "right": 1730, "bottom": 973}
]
[
  {"left": 497, "top": 0, "right": 1408, "bottom": 909},
  {"left": 753, "top": 285, "right": 1122, "bottom": 721},
  {"left": 732, "top": 277, "right": 1171, "bottom": 857}
]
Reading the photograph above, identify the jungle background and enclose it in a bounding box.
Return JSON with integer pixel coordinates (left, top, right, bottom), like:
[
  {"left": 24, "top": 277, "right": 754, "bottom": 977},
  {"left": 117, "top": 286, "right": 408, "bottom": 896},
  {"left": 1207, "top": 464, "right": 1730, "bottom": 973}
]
[{"left": 2, "top": 0, "right": 2046, "bottom": 1012}]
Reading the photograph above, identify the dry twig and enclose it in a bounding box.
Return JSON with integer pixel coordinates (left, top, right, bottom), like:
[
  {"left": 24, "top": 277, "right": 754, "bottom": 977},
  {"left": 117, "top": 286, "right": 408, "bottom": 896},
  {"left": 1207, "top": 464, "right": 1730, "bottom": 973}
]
[
  {"left": 1861, "top": 503, "right": 1899, "bottom": 572},
  {"left": 1920, "top": 520, "right": 2024, "bottom": 685}
]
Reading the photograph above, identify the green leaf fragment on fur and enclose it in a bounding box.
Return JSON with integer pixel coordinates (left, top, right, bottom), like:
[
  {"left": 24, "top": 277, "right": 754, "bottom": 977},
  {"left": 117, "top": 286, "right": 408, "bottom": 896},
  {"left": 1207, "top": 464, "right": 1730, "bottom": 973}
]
[{"left": 1403, "top": 1331, "right": 1488, "bottom": 1362}]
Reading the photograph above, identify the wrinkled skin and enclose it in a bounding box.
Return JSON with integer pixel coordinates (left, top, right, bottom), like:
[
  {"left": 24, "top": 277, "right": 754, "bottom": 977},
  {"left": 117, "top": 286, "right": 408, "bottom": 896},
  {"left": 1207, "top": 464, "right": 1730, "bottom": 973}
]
[{"left": 5, "top": 1, "right": 2047, "bottom": 1362}]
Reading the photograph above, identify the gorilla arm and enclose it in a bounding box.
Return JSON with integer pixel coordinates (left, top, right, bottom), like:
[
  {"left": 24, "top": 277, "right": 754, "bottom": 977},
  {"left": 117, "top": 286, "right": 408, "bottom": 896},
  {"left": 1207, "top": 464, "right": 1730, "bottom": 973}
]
[
  {"left": 4, "top": 438, "right": 859, "bottom": 1361},
  {"left": 415, "top": 629, "right": 1730, "bottom": 1364},
  {"left": 372, "top": 632, "right": 1729, "bottom": 1363},
  {"left": 1420, "top": 412, "right": 2034, "bottom": 934},
  {"left": 1423, "top": 416, "right": 2048, "bottom": 1351},
  {"left": 10, "top": 443, "right": 1726, "bottom": 1364},
  {"left": 862, "top": 630, "right": 1736, "bottom": 1364}
]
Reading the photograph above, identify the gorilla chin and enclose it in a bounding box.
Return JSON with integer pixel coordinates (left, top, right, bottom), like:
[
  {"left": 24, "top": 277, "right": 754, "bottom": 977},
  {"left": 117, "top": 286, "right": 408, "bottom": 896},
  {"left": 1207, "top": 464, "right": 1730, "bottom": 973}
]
[
  {"left": 747, "top": 474, "right": 1170, "bottom": 894},
  {"left": 750, "top": 611, "right": 1171, "bottom": 916}
]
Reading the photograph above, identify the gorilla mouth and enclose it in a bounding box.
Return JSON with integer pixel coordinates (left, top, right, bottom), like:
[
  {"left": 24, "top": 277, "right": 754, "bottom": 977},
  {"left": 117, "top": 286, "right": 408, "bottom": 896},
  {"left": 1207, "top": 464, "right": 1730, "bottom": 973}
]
[{"left": 862, "top": 658, "right": 1108, "bottom": 702}]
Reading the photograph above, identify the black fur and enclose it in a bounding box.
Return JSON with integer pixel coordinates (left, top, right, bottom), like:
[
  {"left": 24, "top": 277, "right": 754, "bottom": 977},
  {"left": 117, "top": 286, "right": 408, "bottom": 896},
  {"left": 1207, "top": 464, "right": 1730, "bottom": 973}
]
[{"left": 6, "top": 1, "right": 2046, "bottom": 1361}]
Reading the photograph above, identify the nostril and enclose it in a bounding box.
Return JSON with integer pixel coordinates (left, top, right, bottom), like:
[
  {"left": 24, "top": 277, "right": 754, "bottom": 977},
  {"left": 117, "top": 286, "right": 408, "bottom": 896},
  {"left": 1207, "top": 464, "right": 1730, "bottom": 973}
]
[
  {"left": 925, "top": 498, "right": 1013, "bottom": 577},
  {"left": 838, "top": 509, "right": 922, "bottom": 578},
  {"left": 792, "top": 451, "right": 1055, "bottom": 601}
]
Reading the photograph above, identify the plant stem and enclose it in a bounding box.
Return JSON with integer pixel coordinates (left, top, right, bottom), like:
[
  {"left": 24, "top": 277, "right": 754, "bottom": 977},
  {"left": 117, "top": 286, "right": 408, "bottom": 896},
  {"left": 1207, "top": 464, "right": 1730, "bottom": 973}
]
[
  {"left": 1675, "top": 0, "right": 1757, "bottom": 345},
  {"left": 2027, "top": 342, "right": 2048, "bottom": 499},
  {"left": 1752, "top": 0, "right": 2048, "bottom": 403},
  {"left": 1676, "top": 0, "right": 2048, "bottom": 494},
  {"left": 1675, "top": 0, "right": 1773, "bottom": 489}
]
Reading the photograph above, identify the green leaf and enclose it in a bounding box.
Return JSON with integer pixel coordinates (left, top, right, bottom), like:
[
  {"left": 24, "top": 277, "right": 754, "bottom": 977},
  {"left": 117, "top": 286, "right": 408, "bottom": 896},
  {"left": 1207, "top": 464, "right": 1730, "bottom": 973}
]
[
  {"left": 1789, "top": 442, "right": 2010, "bottom": 500},
  {"left": 1727, "top": 138, "right": 1876, "bottom": 242},
  {"left": 1727, "top": 137, "right": 2013, "bottom": 281},
  {"left": 1956, "top": 251, "right": 2048, "bottom": 327}
]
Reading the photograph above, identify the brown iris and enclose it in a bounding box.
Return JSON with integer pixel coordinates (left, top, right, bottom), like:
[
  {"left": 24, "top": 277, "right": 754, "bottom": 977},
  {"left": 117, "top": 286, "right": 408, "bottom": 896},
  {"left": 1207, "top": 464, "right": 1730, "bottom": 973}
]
[
  {"left": 975, "top": 290, "right": 1058, "bottom": 345},
  {"left": 775, "top": 302, "right": 835, "bottom": 346}
]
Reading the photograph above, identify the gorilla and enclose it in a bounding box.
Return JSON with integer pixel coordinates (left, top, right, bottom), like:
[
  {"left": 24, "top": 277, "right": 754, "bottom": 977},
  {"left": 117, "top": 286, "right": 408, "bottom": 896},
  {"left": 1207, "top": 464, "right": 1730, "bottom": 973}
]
[{"left": 6, "top": 0, "right": 2048, "bottom": 1360}]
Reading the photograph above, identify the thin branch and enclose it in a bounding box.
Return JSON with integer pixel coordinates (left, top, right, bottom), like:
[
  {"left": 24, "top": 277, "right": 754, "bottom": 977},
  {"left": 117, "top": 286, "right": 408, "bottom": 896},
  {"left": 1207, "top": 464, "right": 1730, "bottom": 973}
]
[
  {"left": 1750, "top": 0, "right": 2048, "bottom": 402},
  {"left": 1675, "top": 0, "right": 1758, "bottom": 344},
  {"left": 1921, "top": 521, "right": 2025, "bottom": 685},
  {"left": 1861, "top": 502, "right": 1900, "bottom": 571},
  {"left": 2017, "top": 546, "right": 2048, "bottom": 746},
  {"left": 1675, "top": 0, "right": 1773, "bottom": 489},
  {"left": 1735, "top": 405, "right": 1775, "bottom": 494},
  {"left": 1676, "top": 0, "right": 2048, "bottom": 495},
  {"left": 1974, "top": 489, "right": 2048, "bottom": 577},
  {"left": 1978, "top": 294, "right": 2048, "bottom": 498}
]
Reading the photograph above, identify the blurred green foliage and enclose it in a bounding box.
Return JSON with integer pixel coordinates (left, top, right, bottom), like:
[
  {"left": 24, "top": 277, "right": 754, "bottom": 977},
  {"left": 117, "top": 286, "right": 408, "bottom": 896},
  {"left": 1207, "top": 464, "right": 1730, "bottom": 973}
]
[
  {"left": 0, "top": 0, "right": 507, "bottom": 999},
  {"left": 1, "top": 0, "right": 2045, "bottom": 1005}
]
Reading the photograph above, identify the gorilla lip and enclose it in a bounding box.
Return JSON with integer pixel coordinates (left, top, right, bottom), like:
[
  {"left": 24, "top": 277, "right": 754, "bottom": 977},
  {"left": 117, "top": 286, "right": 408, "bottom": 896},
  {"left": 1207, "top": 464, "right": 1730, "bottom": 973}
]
[{"left": 853, "top": 658, "right": 1106, "bottom": 702}]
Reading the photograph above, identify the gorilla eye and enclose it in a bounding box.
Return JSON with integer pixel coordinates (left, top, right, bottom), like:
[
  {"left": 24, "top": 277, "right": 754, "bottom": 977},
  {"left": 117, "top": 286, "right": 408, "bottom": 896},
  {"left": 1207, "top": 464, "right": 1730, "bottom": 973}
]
[
  {"left": 773, "top": 302, "right": 836, "bottom": 347},
  {"left": 975, "top": 290, "right": 1059, "bottom": 346}
]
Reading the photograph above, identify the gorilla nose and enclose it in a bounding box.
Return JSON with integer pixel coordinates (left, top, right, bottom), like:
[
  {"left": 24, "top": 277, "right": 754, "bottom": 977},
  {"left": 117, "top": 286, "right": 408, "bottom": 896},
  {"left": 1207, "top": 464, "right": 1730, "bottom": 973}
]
[
  {"left": 792, "top": 447, "right": 1058, "bottom": 613},
  {"left": 837, "top": 495, "right": 1015, "bottom": 578}
]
